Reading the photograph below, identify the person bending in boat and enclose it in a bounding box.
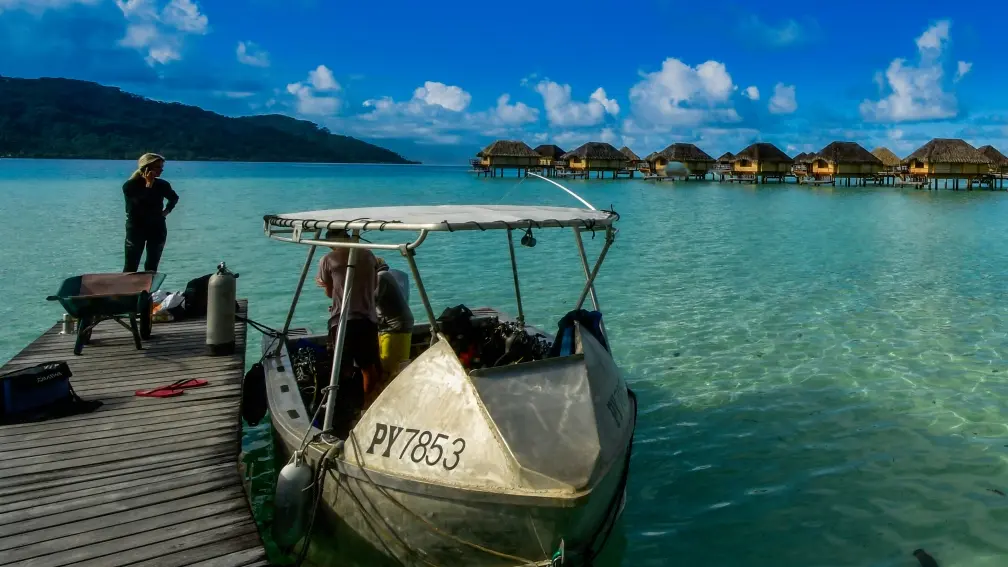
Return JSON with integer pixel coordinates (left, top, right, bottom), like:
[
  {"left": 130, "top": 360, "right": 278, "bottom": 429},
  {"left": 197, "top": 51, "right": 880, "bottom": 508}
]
[
  {"left": 122, "top": 153, "right": 179, "bottom": 273},
  {"left": 373, "top": 257, "right": 414, "bottom": 400},
  {"left": 315, "top": 228, "right": 381, "bottom": 433}
]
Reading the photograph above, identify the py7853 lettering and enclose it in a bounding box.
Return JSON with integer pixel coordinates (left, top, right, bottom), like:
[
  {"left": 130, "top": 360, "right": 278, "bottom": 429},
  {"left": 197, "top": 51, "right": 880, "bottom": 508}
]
[{"left": 366, "top": 422, "right": 466, "bottom": 471}]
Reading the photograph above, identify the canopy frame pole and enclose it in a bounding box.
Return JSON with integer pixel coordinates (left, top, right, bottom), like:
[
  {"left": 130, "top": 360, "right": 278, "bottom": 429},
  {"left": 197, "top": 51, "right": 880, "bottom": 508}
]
[
  {"left": 573, "top": 227, "right": 609, "bottom": 342},
  {"left": 274, "top": 229, "right": 321, "bottom": 357},
  {"left": 506, "top": 229, "right": 526, "bottom": 326},
  {"left": 400, "top": 239, "right": 440, "bottom": 345},
  {"left": 575, "top": 227, "right": 615, "bottom": 311},
  {"left": 322, "top": 231, "right": 360, "bottom": 435}
]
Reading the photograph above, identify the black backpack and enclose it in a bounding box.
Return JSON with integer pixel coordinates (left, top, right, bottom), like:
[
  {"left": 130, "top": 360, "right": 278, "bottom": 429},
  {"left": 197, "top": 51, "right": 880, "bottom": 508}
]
[
  {"left": 437, "top": 305, "right": 474, "bottom": 343},
  {"left": 183, "top": 273, "right": 213, "bottom": 317}
]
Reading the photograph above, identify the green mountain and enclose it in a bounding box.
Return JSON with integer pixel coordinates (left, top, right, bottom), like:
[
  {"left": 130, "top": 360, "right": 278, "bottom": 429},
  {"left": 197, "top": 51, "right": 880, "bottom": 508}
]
[{"left": 0, "top": 76, "right": 418, "bottom": 164}]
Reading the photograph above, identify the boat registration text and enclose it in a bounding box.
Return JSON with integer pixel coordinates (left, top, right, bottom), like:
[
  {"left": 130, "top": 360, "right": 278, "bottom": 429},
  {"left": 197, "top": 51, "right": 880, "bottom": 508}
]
[{"left": 366, "top": 422, "right": 467, "bottom": 471}]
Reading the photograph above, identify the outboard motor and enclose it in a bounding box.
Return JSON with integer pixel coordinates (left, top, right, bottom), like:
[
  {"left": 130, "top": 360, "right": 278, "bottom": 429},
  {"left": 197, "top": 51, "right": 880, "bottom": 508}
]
[
  {"left": 273, "top": 451, "right": 315, "bottom": 550},
  {"left": 207, "top": 262, "right": 238, "bottom": 356}
]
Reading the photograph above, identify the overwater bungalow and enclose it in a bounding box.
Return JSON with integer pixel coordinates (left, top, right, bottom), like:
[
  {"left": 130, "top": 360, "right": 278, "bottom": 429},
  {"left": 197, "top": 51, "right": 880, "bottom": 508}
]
[
  {"left": 713, "top": 152, "right": 734, "bottom": 177},
  {"left": 474, "top": 140, "right": 541, "bottom": 177},
  {"left": 561, "top": 142, "right": 628, "bottom": 179},
  {"left": 649, "top": 143, "right": 716, "bottom": 180},
  {"left": 730, "top": 142, "right": 793, "bottom": 183},
  {"left": 871, "top": 147, "right": 902, "bottom": 171},
  {"left": 534, "top": 144, "right": 567, "bottom": 176},
  {"left": 901, "top": 138, "right": 990, "bottom": 190},
  {"left": 791, "top": 152, "right": 810, "bottom": 178},
  {"left": 619, "top": 146, "right": 644, "bottom": 176},
  {"left": 809, "top": 141, "right": 884, "bottom": 186},
  {"left": 978, "top": 145, "right": 1008, "bottom": 189}
]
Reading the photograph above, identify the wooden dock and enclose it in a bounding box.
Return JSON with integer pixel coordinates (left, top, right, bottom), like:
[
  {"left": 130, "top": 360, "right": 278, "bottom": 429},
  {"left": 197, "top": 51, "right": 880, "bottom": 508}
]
[{"left": 0, "top": 300, "right": 268, "bottom": 567}]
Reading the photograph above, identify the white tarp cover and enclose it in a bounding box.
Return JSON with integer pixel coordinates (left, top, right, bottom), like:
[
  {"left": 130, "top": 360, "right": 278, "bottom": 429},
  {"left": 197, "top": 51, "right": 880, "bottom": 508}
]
[
  {"left": 267, "top": 205, "right": 617, "bottom": 232},
  {"left": 346, "top": 327, "right": 631, "bottom": 497}
]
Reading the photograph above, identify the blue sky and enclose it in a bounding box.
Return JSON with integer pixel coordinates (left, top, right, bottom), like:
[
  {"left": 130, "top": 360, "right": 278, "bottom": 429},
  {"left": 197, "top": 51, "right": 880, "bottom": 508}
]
[{"left": 2, "top": 0, "right": 1007, "bottom": 164}]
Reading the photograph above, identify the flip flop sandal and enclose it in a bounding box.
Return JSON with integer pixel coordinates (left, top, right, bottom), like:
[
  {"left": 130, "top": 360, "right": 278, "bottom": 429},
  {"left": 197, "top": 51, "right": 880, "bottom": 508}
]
[{"left": 135, "top": 378, "right": 209, "bottom": 398}]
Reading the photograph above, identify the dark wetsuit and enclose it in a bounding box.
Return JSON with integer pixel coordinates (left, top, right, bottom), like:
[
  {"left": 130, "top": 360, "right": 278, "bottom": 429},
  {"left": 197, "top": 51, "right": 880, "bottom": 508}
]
[{"left": 123, "top": 176, "right": 178, "bottom": 272}]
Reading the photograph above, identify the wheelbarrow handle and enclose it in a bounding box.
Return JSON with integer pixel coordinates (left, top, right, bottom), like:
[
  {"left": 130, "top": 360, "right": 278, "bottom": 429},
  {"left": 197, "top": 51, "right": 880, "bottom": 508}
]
[{"left": 45, "top": 296, "right": 59, "bottom": 302}]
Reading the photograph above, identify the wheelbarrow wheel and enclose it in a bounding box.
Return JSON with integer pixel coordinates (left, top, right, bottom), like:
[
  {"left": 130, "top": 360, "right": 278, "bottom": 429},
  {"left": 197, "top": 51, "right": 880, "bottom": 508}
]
[{"left": 139, "top": 291, "right": 153, "bottom": 340}]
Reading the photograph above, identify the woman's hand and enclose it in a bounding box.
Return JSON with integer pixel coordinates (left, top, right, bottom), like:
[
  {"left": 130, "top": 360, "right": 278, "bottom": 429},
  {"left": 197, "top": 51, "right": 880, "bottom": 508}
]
[{"left": 143, "top": 169, "right": 157, "bottom": 188}]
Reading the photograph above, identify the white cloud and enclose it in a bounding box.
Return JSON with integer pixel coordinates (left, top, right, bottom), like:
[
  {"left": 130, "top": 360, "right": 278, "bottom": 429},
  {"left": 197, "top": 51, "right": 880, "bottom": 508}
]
[
  {"left": 915, "top": 20, "right": 950, "bottom": 51},
  {"left": 768, "top": 83, "right": 797, "bottom": 114},
  {"left": 115, "top": 0, "right": 208, "bottom": 66},
  {"left": 535, "top": 80, "right": 619, "bottom": 127},
  {"left": 860, "top": 20, "right": 959, "bottom": 122},
  {"left": 286, "top": 65, "right": 341, "bottom": 116},
  {"left": 955, "top": 61, "right": 972, "bottom": 82},
  {"left": 236, "top": 41, "right": 269, "bottom": 67},
  {"left": 739, "top": 15, "right": 807, "bottom": 47},
  {"left": 413, "top": 81, "right": 471, "bottom": 112},
  {"left": 160, "top": 0, "right": 206, "bottom": 33},
  {"left": 625, "top": 57, "right": 740, "bottom": 129},
  {"left": 493, "top": 94, "right": 538, "bottom": 126},
  {"left": 743, "top": 86, "right": 760, "bottom": 101},
  {"left": 308, "top": 65, "right": 340, "bottom": 92}
]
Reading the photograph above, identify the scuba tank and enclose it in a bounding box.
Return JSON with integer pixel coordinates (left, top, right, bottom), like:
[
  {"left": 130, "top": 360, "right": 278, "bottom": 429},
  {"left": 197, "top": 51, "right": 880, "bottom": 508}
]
[{"left": 206, "top": 262, "right": 238, "bottom": 356}]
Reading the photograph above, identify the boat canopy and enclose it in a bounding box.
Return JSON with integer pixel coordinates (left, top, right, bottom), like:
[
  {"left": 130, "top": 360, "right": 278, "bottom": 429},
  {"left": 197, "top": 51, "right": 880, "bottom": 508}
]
[{"left": 264, "top": 204, "right": 618, "bottom": 233}]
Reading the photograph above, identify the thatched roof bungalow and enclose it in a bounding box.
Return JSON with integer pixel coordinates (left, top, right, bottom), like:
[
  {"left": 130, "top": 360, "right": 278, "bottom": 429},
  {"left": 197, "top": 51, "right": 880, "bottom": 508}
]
[
  {"left": 871, "top": 147, "right": 902, "bottom": 170},
  {"left": 562, "top": 142, "right": 627, "bottom": 174},
  {"left": 902, "top": 138, "right": 989, "bottom": 179},
  {"left": 717, "top": 152, "right": 734, "bottom": 163},
  {"left": 619, "top": 146, "right": 643, "bottom": 165},
  {"left": 731, "top": 143, "right": 793, "bottom": 176},
  {"left": 475, "top": 140, "right": 541, "bottom": 176},
  {"left": 810, "top": 141, "right": 884, "bottom": 178},
  {"left": 649, "top": 143, "right": 715, "bottom": 176},
  {"left": 534, "top": 144, "right": 567, "bottom": 167},
  {"left": 977, "top": 145, "right": 1008, "bottom": 174}
]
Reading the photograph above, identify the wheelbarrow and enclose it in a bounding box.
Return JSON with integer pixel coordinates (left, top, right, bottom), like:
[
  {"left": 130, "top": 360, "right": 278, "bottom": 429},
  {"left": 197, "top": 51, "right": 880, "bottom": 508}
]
[{"left": 46, "top": 272, "right": 166, "bottom": 355}]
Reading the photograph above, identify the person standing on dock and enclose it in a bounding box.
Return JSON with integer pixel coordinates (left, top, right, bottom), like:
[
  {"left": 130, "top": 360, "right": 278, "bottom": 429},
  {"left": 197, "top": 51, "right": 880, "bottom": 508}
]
[{"left": 122, "top": 153, "right": 179, "bottom": 273}]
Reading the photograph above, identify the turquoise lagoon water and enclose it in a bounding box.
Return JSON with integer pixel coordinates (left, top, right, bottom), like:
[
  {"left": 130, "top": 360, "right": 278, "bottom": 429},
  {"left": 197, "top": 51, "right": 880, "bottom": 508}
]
[{"left": 1, "top": 160, "right": 1008, "bottom": 566}]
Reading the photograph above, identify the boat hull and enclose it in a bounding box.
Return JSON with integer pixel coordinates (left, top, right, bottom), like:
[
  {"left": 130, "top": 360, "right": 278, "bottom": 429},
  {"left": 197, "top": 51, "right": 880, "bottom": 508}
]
[
  {"left": 271, "top": 423, "right": 631, "bottom": 566},
  {"left": 262, "top": 318, "right": 635, "bottom": 566}
]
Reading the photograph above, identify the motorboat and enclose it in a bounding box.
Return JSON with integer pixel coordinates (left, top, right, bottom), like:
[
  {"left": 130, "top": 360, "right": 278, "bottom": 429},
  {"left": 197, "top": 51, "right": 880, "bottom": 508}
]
[{"left": 255, "top": 202, "right": 637, "bottom": 566}]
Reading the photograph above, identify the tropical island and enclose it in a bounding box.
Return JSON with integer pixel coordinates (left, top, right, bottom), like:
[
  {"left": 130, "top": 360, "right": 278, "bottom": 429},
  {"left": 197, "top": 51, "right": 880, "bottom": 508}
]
[{"left": 0, "top": 76, "right": 418, "bottom": 164}]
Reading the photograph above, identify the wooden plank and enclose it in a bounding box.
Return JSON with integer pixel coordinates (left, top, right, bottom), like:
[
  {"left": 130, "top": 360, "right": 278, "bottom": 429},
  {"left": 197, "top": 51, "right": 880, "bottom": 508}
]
[
  {"left": 172, "top": 547, "right": 270, "bottom": 567},
  {"left": 0, "top": 398, "right": 239, "bottom": 435},
  {"left": 126, "top": 534, "right": 267, "bottom": 567},
  {"left": 0, "top": 431, "right": 240, "bottom": 477},
  {"left": 0, "top": 454, "right": 231, "bottom": 503},
  {"left": 0, "top": 461, "right": 236, "bottom": 515},
  {"left": 1, "top": 420, "right": 238, "bottom": 461},
  {"left": 0, "top": 398, "right": 239, "bottom": 441},
  {"left": 0, "top": 489, "right": 245, "bottom": 555},
  {"left": 0, "top": 490, "right": 249, "bottom": 561},
  {"left": 0, "top": 413, "right": 235, "bottom": 452},
  {"left": 0, "top": 477, "right": 239, "bottom": 537},
  {"left": 0, "top": 446, "right": 233, "bottom": 491},
  {"left": 18, "top": 512, "right": 257, "bottom": 567}
]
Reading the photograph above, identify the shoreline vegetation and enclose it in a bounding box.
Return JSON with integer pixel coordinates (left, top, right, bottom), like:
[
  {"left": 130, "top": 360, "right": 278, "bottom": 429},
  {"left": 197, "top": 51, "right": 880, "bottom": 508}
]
[{"left": 0, "top": 76, "right": 419, "bottom": 165}]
